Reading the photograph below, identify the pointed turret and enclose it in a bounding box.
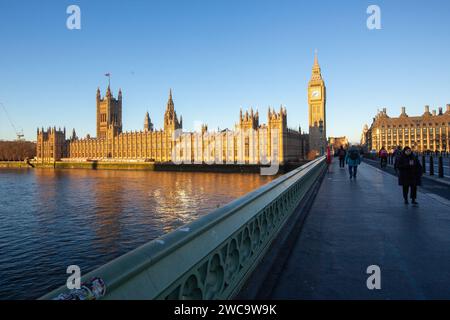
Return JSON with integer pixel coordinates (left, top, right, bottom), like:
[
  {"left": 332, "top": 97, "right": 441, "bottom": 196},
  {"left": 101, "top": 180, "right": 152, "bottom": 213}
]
[
  {"left": 167, "top": 88, "right": 174, "bottom": 112},
  {"left": 106, "top": 85, "right": 112, "bottom": 98},
  {"left": 71, "top": 128, "right": 77, "bottom": 140},
  {"left": 164, "top": 89, "right": 182, "bottom": 133},
  {"left": 144, "top": 111, "right": 153, "bottom": 132}
]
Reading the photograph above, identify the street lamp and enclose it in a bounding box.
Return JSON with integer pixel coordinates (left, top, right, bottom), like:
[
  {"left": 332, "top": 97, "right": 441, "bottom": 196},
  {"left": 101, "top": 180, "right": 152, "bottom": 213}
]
[{"left": 319, "top": 120, "right": 325, "bottom": 156}]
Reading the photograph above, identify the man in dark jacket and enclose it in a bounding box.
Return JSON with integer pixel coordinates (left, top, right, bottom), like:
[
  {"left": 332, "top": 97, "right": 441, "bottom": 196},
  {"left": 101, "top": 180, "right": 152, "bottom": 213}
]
[
  {"left": 397, "top": 147, "right": 422, "bottom": 205},
  {"left": 338, "top": 146, "right": 346, "bottom": 168}
]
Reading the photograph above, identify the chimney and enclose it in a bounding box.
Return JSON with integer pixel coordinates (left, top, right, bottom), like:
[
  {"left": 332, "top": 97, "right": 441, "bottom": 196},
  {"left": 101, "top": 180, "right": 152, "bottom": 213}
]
[
  {"left": 383, "top": 108, "right": 387, "bottom": 113},
  {"left": 439, "top": 107, "right": 443, "bottom": 115},
  {"left": 401, "top": 107, "right": 406, "bottom": 114},
  {"left": 432, "top": 110, "right": 436, "bottom": 116},
  {"left": 447, "top": 104, "right": 450, "bottom": 113},
  {"left": 425, "top": 105, "right": 430, "bottom": 113}
]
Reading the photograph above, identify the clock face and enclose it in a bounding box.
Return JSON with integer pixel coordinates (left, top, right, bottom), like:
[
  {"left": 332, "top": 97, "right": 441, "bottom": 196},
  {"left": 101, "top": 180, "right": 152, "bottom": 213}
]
[{"left": 309, "top": 87, "right": 321, "bottom": 100}]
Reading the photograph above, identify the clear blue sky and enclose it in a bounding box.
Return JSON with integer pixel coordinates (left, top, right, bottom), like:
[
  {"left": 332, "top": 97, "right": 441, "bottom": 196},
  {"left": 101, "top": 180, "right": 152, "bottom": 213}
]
[{"left": 0, "top": 0, "right": 449, "bottom": 143}]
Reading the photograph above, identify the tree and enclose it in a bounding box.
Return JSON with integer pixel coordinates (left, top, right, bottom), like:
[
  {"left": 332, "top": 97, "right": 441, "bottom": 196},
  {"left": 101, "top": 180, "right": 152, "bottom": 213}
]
[{"left": 0, "top": 141, "right": 36, "bottom": 161}]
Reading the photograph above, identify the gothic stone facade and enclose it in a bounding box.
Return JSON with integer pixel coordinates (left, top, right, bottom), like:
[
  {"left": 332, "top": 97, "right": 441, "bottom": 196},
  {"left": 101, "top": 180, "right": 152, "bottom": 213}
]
[
  {"left": 368, "top": 105, "right": 450, "bottom": 152},
  {"left": 37, "top": 88, "right": 305, "bottom": 164}
]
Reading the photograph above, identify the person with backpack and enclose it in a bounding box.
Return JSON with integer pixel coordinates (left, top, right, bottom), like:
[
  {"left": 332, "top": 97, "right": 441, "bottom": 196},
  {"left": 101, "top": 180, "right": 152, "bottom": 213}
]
[
  {"left": 379, "top": 147, "right": 388, "bottom": 168},
  {"left": 345, "top": 146, "right": 361, "bottom": 179},
  {"left": 337, "top": 146, "right": 346, "bottom": 168},
  {"left": 397, "top": 146, "right": 422, "bottom": 205}
]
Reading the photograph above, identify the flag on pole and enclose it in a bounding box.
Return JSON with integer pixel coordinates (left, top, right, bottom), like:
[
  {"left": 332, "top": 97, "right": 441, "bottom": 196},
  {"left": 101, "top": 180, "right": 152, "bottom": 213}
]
[{"left": 105, "top": 73, "right": 111, "bottom": 87}]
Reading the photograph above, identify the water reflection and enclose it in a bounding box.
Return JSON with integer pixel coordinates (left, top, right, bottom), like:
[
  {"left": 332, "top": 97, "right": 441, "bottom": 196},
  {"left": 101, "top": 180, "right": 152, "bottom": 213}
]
[{"left": 0, "top": 168, "right": 274, "bottom": 299}]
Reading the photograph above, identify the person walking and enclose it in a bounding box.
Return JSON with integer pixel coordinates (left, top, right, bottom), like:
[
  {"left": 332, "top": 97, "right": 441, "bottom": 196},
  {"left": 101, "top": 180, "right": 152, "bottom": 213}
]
[
  {"left": 393, "top": 146, "right": 402, "bottom": 172},
  {"left": 345, "top": 146, "right": 361, "bottom": 179},
  {"left": 326, "top": 146, "right": 332, "bottom": 172},
  {"left": 397, "top": 146, "right": 422, "bottom": 205},
  {"left": 379, "top": 147, "right": 388, "bottom": 168},
  {"left": 337, "top": 146, "right": 346, "bottom": 168}
]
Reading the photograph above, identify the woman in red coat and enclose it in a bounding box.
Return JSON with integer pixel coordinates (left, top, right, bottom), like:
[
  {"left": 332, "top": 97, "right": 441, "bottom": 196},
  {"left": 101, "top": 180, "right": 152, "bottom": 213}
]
[{"left": 326, "top": 146, "right": 332, "bottom": 166}]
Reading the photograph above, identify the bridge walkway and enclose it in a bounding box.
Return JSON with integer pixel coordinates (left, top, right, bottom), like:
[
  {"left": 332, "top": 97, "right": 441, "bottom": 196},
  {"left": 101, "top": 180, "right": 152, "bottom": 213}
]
[{"left": 270, "top": 160, "right": 450, "bottom": 299}]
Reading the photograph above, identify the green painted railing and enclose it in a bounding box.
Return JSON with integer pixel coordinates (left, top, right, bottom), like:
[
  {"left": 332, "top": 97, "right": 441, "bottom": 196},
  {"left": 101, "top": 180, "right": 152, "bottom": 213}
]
[{"left": 41, "top": 156, "right": 326, "bottom": 300}]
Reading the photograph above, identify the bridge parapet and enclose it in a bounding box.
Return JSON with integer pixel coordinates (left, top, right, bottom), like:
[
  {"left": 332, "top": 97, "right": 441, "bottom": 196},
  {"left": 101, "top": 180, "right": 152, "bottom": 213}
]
[{"left": 41, "top": 156, "right": 326, "bottom": 300}]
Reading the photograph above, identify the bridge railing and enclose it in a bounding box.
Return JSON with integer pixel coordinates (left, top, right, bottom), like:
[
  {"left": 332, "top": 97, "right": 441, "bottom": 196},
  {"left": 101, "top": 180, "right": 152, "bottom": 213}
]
[{"left": 41, "top": 156, "right": 326, "bottom": 300}]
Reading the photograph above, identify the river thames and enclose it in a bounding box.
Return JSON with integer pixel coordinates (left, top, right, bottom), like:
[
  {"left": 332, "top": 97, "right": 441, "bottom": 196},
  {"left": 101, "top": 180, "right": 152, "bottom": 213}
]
[{"left": 0, "top": 168, "right": 274, "bottom": 299}]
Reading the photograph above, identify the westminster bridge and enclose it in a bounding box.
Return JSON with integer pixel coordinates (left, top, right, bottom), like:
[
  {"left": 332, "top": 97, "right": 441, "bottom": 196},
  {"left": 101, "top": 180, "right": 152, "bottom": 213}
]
[{"left": 41, "top": 156, "right": 450, "bottom": 300}]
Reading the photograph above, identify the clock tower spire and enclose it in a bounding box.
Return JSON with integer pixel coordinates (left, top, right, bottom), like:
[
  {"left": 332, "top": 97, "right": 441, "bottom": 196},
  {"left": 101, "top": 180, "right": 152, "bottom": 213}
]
[{"left": 308, "top": 50, "right": 327, "bottom": 157}]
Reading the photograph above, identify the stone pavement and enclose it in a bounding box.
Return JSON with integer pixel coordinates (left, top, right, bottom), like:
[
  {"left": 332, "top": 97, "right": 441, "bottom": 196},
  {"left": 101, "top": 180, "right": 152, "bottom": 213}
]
[{"left": 270, "top": 160, "right": 450, "bottom": 299}]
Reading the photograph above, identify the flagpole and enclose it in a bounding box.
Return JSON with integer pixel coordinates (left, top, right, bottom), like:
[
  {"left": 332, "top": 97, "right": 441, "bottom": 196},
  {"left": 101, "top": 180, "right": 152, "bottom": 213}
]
[{"left": 105, "top": 73, "right": 111, "bottom": 87}]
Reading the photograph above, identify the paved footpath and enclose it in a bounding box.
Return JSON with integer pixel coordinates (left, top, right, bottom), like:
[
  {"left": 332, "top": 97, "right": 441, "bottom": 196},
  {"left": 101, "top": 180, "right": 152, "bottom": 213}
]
[{"left": 270, "top": 160, "right": 450, "bottom": 299}]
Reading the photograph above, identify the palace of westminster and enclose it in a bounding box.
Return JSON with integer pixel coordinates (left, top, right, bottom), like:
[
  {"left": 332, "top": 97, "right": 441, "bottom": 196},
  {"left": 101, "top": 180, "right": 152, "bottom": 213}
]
[{"left": 36, "top": 54, "right": 328, "bottom": 164}]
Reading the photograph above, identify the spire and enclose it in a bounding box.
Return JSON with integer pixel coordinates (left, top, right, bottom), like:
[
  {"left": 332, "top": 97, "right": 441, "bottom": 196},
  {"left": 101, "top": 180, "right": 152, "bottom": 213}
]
[
  {"left": 166, "top": 88, "right": 174, "bottom": 113},
  {"left": 144, "top": 111, "right": 153, "bottom": 132},
  {"left": 314, "top": 49, "right": 319, "bottom": 67},
  {"left": 106, "top": 85, "right": 111, "bottom": 97},
  {"left": 310, "top": 49, "right": 322, "bottom": 81}
]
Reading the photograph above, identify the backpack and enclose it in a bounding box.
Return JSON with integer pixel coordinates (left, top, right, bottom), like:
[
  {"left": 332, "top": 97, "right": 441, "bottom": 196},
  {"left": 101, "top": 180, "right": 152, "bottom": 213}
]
[
  {"left": 339, "top": 149, "right": 345, "bottom": 157},
  {"left": 380, "top": 150, "right": 388, "bottom": 157},
  {"left": 349, "top": 150, "right": 359, "bottom": 160}
]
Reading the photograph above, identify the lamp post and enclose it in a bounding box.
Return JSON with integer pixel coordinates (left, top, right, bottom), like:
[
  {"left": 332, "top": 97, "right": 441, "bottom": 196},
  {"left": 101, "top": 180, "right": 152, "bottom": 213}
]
[{"left": 319, "top": 120, "right": 325, "bottom": 156}]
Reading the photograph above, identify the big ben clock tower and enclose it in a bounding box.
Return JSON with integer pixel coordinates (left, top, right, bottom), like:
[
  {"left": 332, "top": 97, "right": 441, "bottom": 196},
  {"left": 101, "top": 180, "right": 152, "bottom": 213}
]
[{"left": 308, "top": 50, "right": 327, "bottom": 156}]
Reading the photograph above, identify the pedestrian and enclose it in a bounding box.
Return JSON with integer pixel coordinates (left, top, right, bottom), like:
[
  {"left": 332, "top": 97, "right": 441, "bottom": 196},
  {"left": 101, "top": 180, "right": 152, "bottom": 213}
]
[
  {"left": 337, "top": 146, "right": 346, "bottom": 168},
  {"left": 393, "top": 146, "right": 402, "bottom": 172},
  {"left": 379, "top": 147, "right": 388, "bottom": 168},
  {"left": 326, "top": 146, "right": 332, "bottom": 164},
  {"left": 326, "top": 146, "right": 332, "bottom": 172},
  {"left": 345, "top": 146, "right": 361, "bottom": 179},
  {"left": 397, "top": 146, "right": 422, "bottom": 205}
]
